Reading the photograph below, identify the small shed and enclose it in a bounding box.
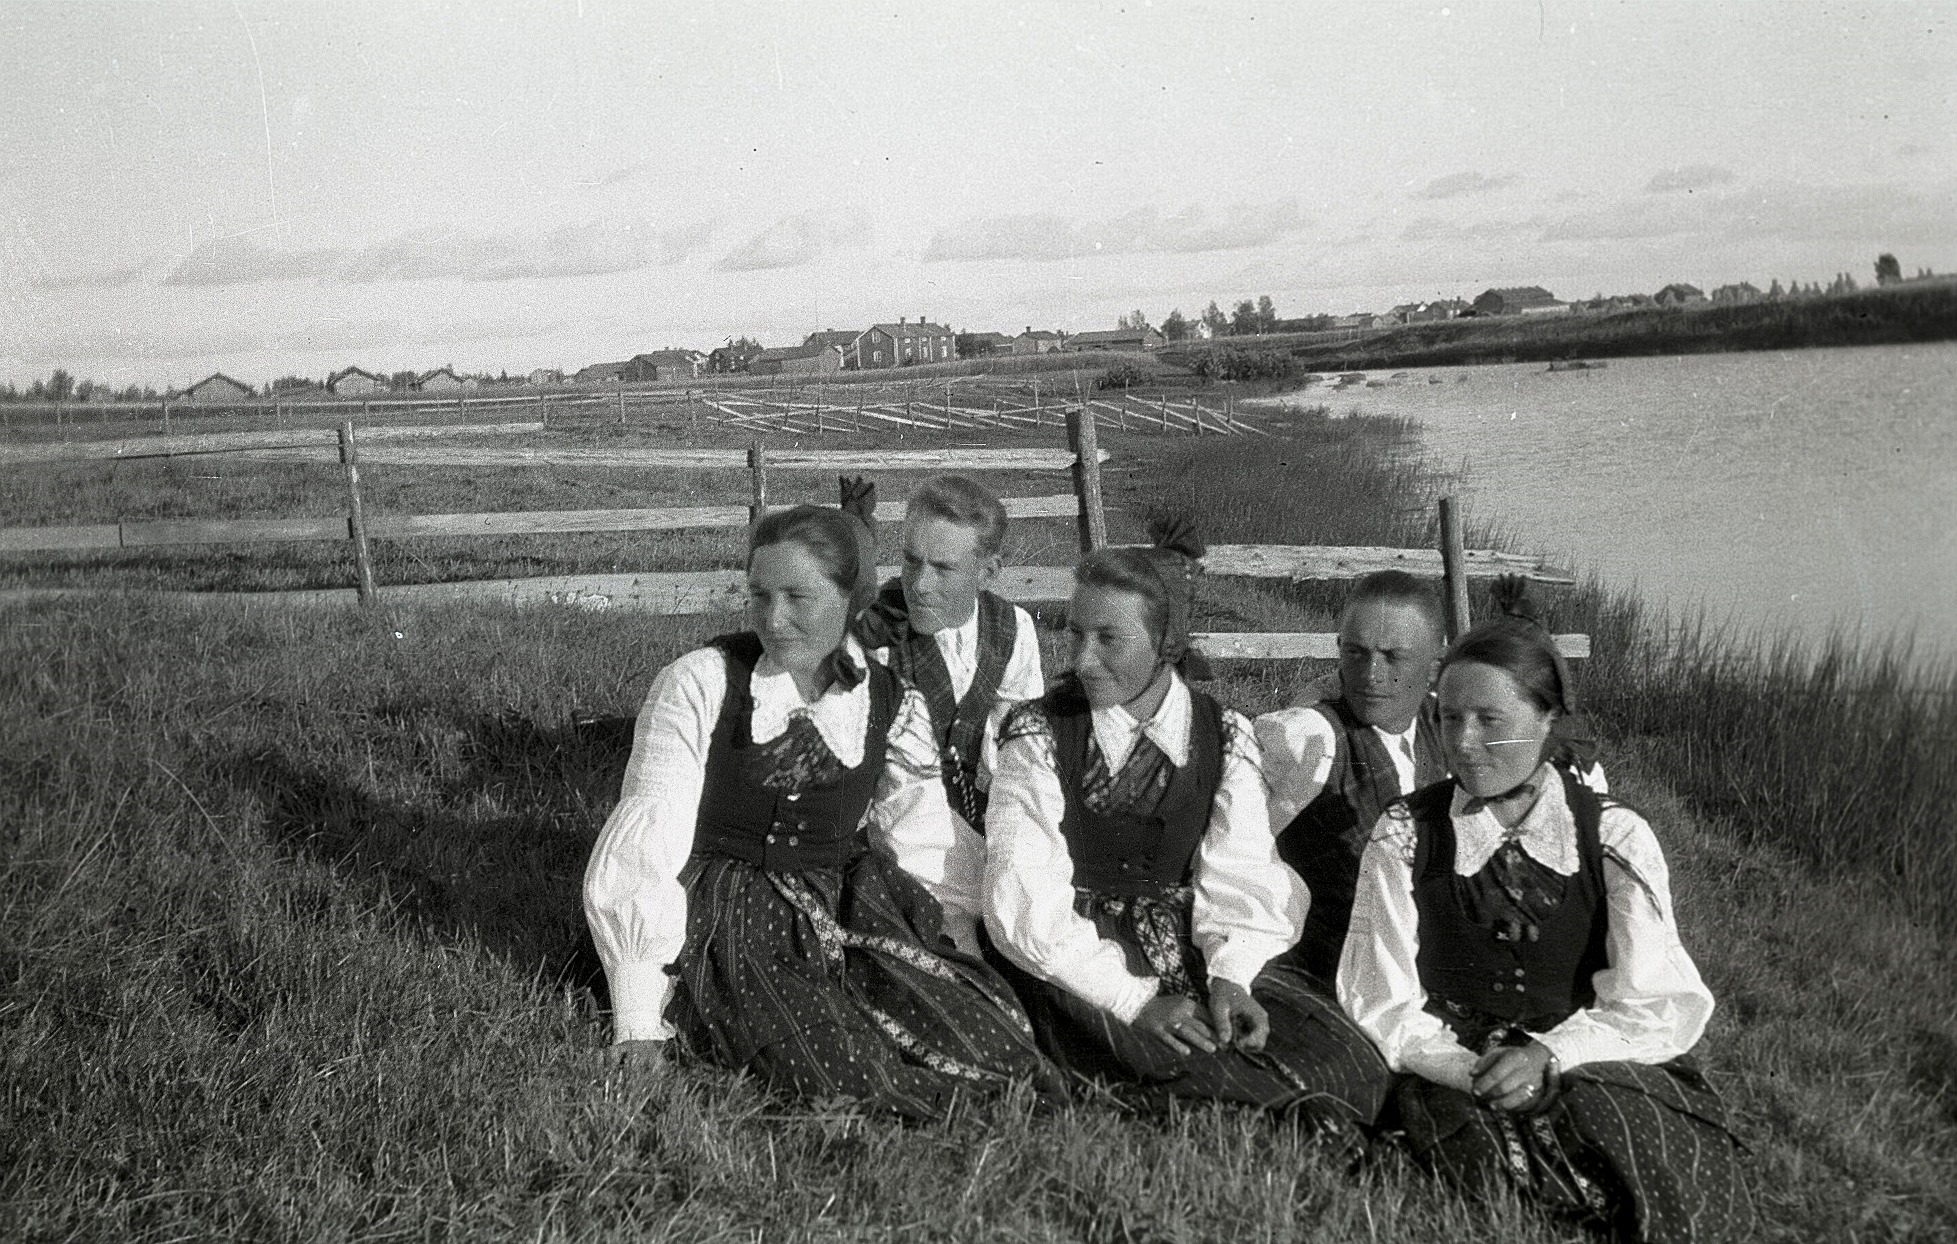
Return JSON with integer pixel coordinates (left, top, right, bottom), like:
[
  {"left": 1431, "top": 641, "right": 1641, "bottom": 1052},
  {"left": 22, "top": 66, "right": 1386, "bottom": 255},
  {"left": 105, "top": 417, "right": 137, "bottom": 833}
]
[
  {"left": 1064, "top": 327, "right": 1165, "bottom": 352},
  {"left": 415, "top": 367, "right": 473, "bottom": 392},
  {"left": 1011, "top": 328, "right": 1065, "bottom": 355},
  {"left": 178, "top": 373, "right": 254, "bottom": 404},
  {"left": 327, "top": 366, "right": 384, "bottom": 396},
  {"left": 1654, "top": 283, "right": 1708, "bottom": 306},
  {"left": 1472, "top": 287, "right": 1562, "bottom": 316},
  {"left": 750, "top": 344, "right": 844, "bottom": 376}
]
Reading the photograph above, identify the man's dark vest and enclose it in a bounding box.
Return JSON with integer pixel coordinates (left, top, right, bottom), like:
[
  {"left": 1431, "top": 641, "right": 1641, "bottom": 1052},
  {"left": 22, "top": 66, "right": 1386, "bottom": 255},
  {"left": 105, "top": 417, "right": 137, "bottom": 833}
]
[
  {"left": 1406, "top": 767, "right": 1611, "bottom": 1037},
  {"left": 1275, "top": 694, "right": 1445, "bottom": 981},
  {"left": 880, "top": 582, "right": 1018, "bottom": 831},
  {"left": 1045, "top": 686, "right": 1225, "bottom": 898},
  {"left": 691, "top": 633, "right": 899, "bottom": 873}
]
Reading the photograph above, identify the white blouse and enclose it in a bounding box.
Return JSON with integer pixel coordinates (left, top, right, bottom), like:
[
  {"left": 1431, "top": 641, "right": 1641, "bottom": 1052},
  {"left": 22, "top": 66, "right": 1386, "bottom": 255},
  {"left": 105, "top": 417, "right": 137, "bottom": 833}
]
[
  {"left": 1337, "top": 775, "right": 1713, "bottom": 1093},
  {"left": 983, "top": 672, "right": 1308, "bottom": 1026},
  {"left": 582, "top": 638, "right": 981, "bottom": 1044}
]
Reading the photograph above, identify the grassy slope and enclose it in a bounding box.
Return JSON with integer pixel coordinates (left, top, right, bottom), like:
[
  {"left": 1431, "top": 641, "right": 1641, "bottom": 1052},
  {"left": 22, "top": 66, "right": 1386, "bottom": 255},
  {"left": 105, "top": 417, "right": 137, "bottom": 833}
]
[{"left": 4, "top": 412, "right": 1956, "bottom": 1241}]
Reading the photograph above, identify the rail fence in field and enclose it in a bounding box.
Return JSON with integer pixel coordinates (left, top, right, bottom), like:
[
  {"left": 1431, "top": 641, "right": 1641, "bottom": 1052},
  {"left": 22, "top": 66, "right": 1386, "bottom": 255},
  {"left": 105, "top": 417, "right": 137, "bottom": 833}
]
[
  {"left": 0, "top": 404, "right": 1587, "bottom": 659},
  {"left": 0, "top": 372, "right": 1282, "bottom": 440}
]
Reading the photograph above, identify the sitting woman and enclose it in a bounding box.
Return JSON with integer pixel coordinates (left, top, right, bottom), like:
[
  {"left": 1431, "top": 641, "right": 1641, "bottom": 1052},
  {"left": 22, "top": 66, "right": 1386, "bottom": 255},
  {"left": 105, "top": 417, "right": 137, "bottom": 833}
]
[
  {"left": 1339, "top": 616, "right": 1753, "bottom": 1243},
  {"left": 982, "top": 518, "right": 1390, "bottom": 1128},
  {"left": 583, "top": 496, "right": 1051, "bottom": 1121}
]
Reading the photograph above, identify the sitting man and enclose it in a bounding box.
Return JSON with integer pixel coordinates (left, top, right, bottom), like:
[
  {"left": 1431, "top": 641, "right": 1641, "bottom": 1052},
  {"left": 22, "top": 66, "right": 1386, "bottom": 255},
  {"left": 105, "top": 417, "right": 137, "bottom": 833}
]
[
  {"left": 854, "top": 474, "right": 1045, "bottom": 838},
  {"left": 1256, "top": 570, "right": 1448, "bottom": 984}
]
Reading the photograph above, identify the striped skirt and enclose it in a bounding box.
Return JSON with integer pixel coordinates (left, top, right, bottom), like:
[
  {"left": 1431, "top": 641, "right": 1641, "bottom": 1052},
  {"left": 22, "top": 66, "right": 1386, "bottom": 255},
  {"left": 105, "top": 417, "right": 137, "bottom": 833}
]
[
  {"left": 1395, "top": 1057, "right": 1755, "bottom": 1244},
  {"left": 1001, "top": 893, "right": 1391, "bottom": 1128},
  {"left": 667, "top": 850, "right": 1055, "bottom": 1122}
]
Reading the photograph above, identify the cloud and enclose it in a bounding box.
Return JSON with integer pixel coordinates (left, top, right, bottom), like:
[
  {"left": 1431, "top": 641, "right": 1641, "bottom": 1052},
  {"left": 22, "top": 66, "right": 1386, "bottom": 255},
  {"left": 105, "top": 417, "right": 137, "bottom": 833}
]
[
  {"left": 161, "top": 217, "right": 715, "bottom": 287},
  {"left": 716, "top": 211, "right": 867, "bottom": 271},
  {"left": 1400, "top": 216, "right": 1539, "bottom": 243},
  {"left": 34, "top": 261, "right": 151, "bottom": 291},
  {"left": 923, "top": 200, "right": 1310, "bottom": 264},
  {"left": 1413, "top": 172, "right": 1516, "bottom": 200},
  {"left": 1645, "top": 164, "right": 1736, "bottom": 193},
  {"left": 1543, "top": 178, "right": 1956, "bottom": 245}
]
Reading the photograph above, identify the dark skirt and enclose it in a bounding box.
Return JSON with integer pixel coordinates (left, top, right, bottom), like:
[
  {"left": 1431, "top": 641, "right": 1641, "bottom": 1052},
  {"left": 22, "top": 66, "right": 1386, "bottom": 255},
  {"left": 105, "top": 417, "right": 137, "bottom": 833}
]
[
  {"left": 1395, "top": 1057, "right": 1755, "bottom": 1244},
  {"left": 666, "top": 847, "right": 1054, "bottom": 1122},
  {"left": 1003, "top": 892, "right": 1391, "bottom": 1129}
]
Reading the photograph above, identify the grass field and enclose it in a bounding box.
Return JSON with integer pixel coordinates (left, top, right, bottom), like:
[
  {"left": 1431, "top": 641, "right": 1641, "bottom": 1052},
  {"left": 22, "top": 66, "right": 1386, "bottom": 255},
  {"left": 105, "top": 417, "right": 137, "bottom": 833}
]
[{"left": 4, "top": 404, "right": 1956, "bottom": 1242}]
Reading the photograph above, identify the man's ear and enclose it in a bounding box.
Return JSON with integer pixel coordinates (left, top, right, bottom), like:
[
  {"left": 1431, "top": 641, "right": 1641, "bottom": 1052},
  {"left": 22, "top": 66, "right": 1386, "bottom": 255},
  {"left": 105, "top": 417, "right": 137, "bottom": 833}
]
[{"left": 980, "top": 551, "right": 1004, "bottom": 583}]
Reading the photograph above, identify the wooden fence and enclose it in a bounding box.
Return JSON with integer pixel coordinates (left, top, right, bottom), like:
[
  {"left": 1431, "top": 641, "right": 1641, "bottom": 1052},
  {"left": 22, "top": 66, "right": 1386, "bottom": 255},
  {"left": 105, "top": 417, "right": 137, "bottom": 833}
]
[
  {"left": 0, "top": 373, "right": 1281, "bottom": 440},
  {"left": 0, "top": 406, "right": 1587, "bottom": 657}
]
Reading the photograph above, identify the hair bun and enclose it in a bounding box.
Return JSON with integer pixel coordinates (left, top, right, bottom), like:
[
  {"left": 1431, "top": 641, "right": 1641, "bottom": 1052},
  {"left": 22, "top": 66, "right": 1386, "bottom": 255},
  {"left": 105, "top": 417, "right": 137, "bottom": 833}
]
[
  {"left": 1491, "top": 573, "right": 1541, "bottom": 626},
  {"left": 1145, "top": 510, "right": 1206, "bottom": 561}
]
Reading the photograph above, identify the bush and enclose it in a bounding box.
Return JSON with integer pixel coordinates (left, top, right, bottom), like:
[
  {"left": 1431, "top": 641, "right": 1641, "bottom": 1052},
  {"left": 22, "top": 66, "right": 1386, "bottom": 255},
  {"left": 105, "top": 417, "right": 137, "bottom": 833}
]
[
  {"left": 1190, "top": 348, "right": 1299, "bottom": 382},
  {"left": 1095, "top": 358, "right": 1152, "bottom": 390}
]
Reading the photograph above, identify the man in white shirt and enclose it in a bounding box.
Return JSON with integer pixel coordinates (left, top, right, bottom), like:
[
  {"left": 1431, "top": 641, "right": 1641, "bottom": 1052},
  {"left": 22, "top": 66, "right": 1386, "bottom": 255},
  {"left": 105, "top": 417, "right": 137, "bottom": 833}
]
[
  {"left": 1254, "top": 571, "right": 1448, "bottom": 982},
  {"left": 854, "top": 475, "right": 1045, "bottom": 837}
]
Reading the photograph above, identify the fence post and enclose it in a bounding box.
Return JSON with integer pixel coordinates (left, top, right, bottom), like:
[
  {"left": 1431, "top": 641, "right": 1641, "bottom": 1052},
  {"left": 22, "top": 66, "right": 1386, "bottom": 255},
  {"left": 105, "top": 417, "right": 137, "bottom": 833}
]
[
  {"left": 1033, "top": 379, "right": 1041, "bottom": 427},
  {"left": 747, "top": 439, "right": 768, "bottom": 524},
  {"left": 1193, "top": 399, "right": 1204, "bottom": 436},
  {"left": 339, "top": 421, "right": 380, "bottom": 607},
  {"left": 1065, "top": 402, "right": 1108, "bottom": 553},
  {"left": 1438, "top": 495, "right": 1471, "bottom": 641},
  {"left": 161, "top": 399, "right": 171, "bottom": 435},
  {"left": 617, "top": 388, "right": 626, "bottom": 425}
]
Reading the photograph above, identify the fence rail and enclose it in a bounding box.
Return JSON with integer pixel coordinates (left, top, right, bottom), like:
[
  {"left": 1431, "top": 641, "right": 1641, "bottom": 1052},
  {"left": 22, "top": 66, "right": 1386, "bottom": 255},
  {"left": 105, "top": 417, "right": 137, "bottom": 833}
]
[{"left": 1, "top": 405, "right": 1590, "bottom": 658}]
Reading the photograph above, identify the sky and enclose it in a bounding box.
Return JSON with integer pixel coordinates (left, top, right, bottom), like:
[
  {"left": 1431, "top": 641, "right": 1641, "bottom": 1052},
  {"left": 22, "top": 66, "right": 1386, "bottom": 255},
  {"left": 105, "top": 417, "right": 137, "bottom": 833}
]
[{"left": 3, "top": 0, "right": 1953, "bottom": 390}]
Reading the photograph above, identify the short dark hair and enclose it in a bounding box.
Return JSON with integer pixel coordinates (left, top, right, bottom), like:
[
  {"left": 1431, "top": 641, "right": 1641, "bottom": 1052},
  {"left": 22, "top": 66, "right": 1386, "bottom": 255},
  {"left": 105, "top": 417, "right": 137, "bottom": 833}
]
[
  {"left": 748, "top": 505, "right": 877, "bottom": 614},
  {"left": 906, "top": 475, "right": 1009, "bottom": 558},
  {"left": 1342, "top": 570, "right": 1445, "bottom": 641}
]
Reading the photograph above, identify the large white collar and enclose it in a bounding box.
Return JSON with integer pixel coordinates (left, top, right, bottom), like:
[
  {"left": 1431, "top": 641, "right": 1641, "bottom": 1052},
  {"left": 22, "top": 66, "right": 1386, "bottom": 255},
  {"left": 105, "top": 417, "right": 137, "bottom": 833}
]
[
  {"left": 1449, "top": 770, "right": 1581, "bottom": 877},
  {"left": 748, "top": 636, "right": 871, "bottom": 768},
  {"left": 1091, "top": 670, "right": 1191, "bottom": 771}
]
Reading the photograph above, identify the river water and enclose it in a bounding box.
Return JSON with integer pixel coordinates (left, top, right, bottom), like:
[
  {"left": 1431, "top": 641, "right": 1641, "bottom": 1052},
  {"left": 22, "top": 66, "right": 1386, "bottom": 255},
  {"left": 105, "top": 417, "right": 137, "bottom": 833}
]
[{"left": 1284, "top": 342, "right": 1957, "bottom": 666}]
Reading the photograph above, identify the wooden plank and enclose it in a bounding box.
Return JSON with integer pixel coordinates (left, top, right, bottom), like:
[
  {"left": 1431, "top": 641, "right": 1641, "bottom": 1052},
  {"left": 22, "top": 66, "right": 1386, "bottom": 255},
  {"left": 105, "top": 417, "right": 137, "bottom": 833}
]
[
  {"left": 370, "top": 507, "right": 752, "bottom": 538},
  {"left": 0, "top": 420, "right": 546, "bottom": 465},
  {"left": 120, "top": 516, "right": 346, "bottom": 546},
  {"left": 0, "top": 494, "right": 1084, "bottom": 552},
  {"left": 1197, "top": 544, "right": 1576, "bottom": 584},
  {"left": 0, "top": 564, "right": 1083, "bottom": 614},
  {"left": 0, "top": 523, "right": 121, "bottom": 552},
  {"left": 1194, "top": 631, "right": 1592, "bottom": 660}
]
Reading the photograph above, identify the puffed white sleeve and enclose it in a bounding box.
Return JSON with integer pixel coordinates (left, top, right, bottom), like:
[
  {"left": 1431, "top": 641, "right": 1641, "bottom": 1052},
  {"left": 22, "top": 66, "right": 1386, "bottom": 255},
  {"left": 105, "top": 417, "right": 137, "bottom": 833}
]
[
  {"left": 1337, "top": 812, "right": 1481, "bottom": 1092},
  {"left": 1191, "top": 710, "right": 1309, "bottom": 989},
  {"left": 983, "top": 714, "right": 1159, "bottom": 1024},
  {"left": 1254, "top": 704, "right": 1337, "bottom": 832},
  {"left": 975, "top": 605, "right": 1050, "bottom": 819},
  {"left": 1534, "top": 806, "right": 1714, "bottom": 1070},
  {"left": 582, "top": 646, "right": 725, "bottom": 1044},
  {"left": 867, "top": 685, "right": 984, "bottom": 955}
]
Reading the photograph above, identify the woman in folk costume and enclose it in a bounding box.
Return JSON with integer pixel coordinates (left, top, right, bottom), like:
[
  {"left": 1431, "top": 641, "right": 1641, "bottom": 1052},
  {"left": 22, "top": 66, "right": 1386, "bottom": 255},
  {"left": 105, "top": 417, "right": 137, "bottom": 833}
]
[
  {"left": 582, "top": 486, "right": 1053, "bottom": 1121},
  {"left": 1339, "top": 609, "right": 1753, "bottom": 1243},
  {"left": 982, "top": 516, "right": 1390, "bottom": 1126}
]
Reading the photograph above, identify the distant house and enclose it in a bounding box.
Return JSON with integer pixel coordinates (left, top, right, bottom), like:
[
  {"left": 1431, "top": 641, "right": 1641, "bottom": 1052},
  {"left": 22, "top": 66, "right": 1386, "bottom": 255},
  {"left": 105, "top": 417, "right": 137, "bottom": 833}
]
[
  {"left": 628, "top": 349, "right": 705, "bottom": 381},
  {"left": 326, "top": 366, "right": 384, "bottom": 396},
  {"left": 1654, "top": 283, "right": 1707, "bottom": 307},
  {"left": 575, "top": 361, "right": 629, "bottom": 385},
  {"left": 956, "top": 331, "right": 1015, "bottom": 359},
  {"left": 1472, "top": 286, "right": 1563, "bottom": 316},
  {"left": 1331, "top": 313, "right": 1375, "bottom": 329},
  {"left": 1011, "top": 327, "right": 1065, "bottom": 355},
  {"left": 750, "top": 344, "right": 844, "bottom": 377},
  {"left": 1419, "top": 298, "right": 1470, "bottom": 320},
  {"left": 804, "top": 330, "right": 866, "bottom": 369},
  {"left": 858, "top": 318, "right": 956, "bottom": 369},
  {"left": 177, "top": 373, "right": 254, "bottom": 404},
  {"left": 526, "top": 368, "right": 564, "bottom": 386},
  {"left": 1710, "top": 282, "right": 1761, "bottom": 305},
  {"left": 708, "top": 343, "right": 766, "bottom": 375},
  {"left": 1064, "top": 326, "right": 1166, "bottom": 352},
  {"left": 415, "top": 367, "right": 475, "bottom": 392}
]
